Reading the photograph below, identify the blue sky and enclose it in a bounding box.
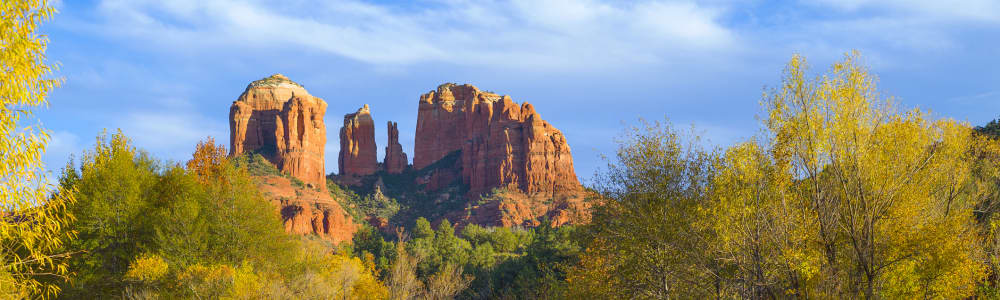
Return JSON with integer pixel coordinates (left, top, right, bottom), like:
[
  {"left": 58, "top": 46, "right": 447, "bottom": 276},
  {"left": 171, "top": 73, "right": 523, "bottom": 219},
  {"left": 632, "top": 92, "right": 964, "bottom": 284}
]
[{"left": 37, "top": 0, "right": 1000, "bottom": 185}]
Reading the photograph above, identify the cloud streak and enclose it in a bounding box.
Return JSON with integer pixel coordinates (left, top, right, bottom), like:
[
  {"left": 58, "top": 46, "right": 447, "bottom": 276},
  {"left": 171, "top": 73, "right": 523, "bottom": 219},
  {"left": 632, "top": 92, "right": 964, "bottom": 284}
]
[{"left": 90, "top": 0, "right": 736, "bottom": 71}]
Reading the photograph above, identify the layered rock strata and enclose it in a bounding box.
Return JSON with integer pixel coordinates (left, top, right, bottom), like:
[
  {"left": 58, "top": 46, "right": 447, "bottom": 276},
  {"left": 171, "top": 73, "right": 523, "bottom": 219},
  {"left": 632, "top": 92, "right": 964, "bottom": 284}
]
[
  {"left": 230, "top": 74, "right": 327, "bottom": 189},
  {"left": 384, "top": 121, "right": 408, "bottom": 174},
  {"left": 414, "top": 83, "right": 582, "bottom": 197},
  {"left": 338, "top": 104, "right": 378, "bottom": 178}
]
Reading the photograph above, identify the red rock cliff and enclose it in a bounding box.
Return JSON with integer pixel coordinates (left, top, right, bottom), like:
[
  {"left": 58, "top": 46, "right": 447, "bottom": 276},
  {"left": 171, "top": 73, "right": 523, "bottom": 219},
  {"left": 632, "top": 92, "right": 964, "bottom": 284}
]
[
  {"left": 230, "top": 74, "right": 327, "bottom": 189},
  {"left": 384, "top": 121, "right": 408, "bottom": 174},
  {"left": 339, "top": 104, "right": 378, "bottom": 178},
  {"left": 414, "top": 83, "right": 582, "bottom": 197}
]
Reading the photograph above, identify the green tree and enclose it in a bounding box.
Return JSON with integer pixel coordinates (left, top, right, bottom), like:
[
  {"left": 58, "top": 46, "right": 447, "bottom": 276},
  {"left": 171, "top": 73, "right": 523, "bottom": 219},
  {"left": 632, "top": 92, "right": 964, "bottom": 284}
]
[
  {"left": 58, "top": 131, "right": 158, "bottom": 297},
  {"left": 567, "top": 119, "right": 719, "bottom": 299},
  {"left": 55, "top": 135, "right": 301, "bottom": 297},
  {"left": 413, "top": 217, "right": 434, "bottom": 239}
]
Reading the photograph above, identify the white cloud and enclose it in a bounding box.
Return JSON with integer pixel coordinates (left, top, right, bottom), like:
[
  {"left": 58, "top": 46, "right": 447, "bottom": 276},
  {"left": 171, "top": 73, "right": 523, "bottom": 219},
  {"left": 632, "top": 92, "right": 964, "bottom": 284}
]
[{"left": 90, "top": 0, "right": 737, "bottom": 71}]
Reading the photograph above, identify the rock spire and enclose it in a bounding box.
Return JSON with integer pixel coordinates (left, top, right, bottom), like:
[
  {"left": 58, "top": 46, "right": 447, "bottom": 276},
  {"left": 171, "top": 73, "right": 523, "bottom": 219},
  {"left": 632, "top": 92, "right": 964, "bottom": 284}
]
[
  {"left": 338, "top": 104, "right": 378, "bottom": 178},
  {"left": 384, "top": 121, "right": 408, "bottom": 174}
]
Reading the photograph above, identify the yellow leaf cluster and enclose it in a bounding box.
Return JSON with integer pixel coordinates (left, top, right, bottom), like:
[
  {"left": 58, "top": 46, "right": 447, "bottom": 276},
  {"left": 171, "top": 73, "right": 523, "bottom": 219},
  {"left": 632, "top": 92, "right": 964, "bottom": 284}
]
[{"left": 0, "top": 0, "right": 75, "bottom": 298}]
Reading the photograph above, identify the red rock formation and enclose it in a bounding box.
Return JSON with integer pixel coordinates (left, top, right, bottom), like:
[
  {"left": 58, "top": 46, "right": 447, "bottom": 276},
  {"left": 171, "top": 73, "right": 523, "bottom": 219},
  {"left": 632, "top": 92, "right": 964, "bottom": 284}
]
[
  {"left": 230, "top": 74, "right": 327, "bottom": 189},
  {"left": 230, "top": 74, "right": 355, "bottom": 243},
  {"left": 339, "top": 104, "right": 378, "bottom": 178},
  {"left": 259, "top": 176, "right": 356, "bottom": 244},
  {"left": 384, "top": 121, "right": 408, "bottom": 174},
  {"left": 413, "top": 83, "right": 582, "bottom": 197}
]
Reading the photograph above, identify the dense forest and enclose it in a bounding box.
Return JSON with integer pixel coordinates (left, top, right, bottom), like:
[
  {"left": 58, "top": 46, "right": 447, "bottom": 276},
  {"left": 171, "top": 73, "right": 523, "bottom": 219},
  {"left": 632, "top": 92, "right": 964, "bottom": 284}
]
[{"left": 7, "top": 1, "right": 1000, "bottom": 299}]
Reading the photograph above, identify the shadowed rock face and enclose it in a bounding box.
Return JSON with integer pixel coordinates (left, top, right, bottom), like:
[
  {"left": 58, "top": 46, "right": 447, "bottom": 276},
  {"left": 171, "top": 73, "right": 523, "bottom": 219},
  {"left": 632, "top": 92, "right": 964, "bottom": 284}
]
[
  {"left": 339, "top": 104, "right": 378, "bottom": 178},
  {"left": 414, "top": 83, "right": 582, "bottom": 197},
  {"left": 384, "top": 121, "right": 408, "bottom": 174},
  {"left": 230, "top": 74, "right": 328, "bottom": 189}
]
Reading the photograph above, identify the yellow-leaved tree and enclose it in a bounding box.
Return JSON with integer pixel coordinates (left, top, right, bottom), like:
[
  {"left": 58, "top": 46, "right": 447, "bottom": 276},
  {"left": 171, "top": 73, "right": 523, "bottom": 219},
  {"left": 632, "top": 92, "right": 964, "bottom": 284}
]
[
  {"left": 568, "top": 52, "right": 988, "bottom": 299},
  {"left": 752, "top": 52, "right": 983, "bottom": 298},
  {"left": 0, "top": 0, "right": 75, "bottom": 298}
]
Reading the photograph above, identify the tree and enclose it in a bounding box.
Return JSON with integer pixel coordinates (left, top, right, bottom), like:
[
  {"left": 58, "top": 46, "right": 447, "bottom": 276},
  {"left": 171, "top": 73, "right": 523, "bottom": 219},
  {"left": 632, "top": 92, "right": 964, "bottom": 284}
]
[
  {"left": 387, "top": 238, "right": 423, "bottom": 300},
  {"left": 185, "top": 139, "right": 296, "bottom": 269},
  {"left": 568, "top": 119, "right": 720, "bottom": 299},
  {"left": 710, "top": 140, "right": 805, "bottom": 298},
  {"left": 413, "top": 217, "right": 434, "bottom": 239},
  {"left": 186, "top": 137, "right": 228, "bottom": 184},
  {"left": 423, "top": 263, "right": 472, "bottom": 300},
  {"left": 0, "top": 0, "right": 75, "bottom": 297},
  {"left": 57, "top": 131, "right": 159, "bottom": 297},
  {"left": 758, "top": 52, "right": 982, "bottom": 298}
]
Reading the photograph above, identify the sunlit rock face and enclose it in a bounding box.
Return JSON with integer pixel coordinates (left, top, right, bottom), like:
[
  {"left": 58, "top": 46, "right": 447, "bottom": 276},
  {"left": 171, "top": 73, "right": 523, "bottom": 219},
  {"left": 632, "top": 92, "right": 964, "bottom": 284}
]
[
  {"left": 229, "top": 74, "right": 328, "bottom": 190},
  {"left": 413, "top": 83, "right": 582, "bottom": 198},
  {"left": 339, "top": 104, "right": 378, "bottom": 179}
]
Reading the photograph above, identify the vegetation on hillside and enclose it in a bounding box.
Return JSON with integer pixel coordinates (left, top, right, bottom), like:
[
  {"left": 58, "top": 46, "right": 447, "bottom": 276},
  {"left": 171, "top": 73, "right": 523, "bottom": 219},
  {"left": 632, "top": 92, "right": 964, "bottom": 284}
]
[
  {"left": 52, "top": 134, "right": 388, "bottom": 298},
  {"left": 332, "top": 150, "right": 470, "bottom": 227}
]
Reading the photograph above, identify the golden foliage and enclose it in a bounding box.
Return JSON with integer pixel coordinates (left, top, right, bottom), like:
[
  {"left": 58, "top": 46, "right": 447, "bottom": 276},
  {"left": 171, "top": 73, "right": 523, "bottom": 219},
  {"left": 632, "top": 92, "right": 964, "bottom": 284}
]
[
  {"left": 568, "top": 52, "right": 991, "bottom": 299},
  {"left": 0, "top": 0, "right": 75, "bottom": 298},
  {"left": 187, "top": 137, "right": 228, "bottom": 184},
  {"left": 757, "top": 52, "right": 983, "bottom": 298},
  {"left": 124, "top": 254, "right": 169, "bottom": 283}
]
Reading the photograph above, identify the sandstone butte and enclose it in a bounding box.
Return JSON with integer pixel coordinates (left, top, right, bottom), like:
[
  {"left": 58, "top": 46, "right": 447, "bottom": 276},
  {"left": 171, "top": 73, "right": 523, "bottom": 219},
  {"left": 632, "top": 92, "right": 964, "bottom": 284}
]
[
  {"left": 384, "top": 121, "right": 408, "bottom": 174},
  {"left": 414, "top": 83, "right": 583, "bottom": 198},
  {"left": 229, "top": 74, "right": 355, "bottom": 243},
  {"left": 339, "top": 104, "right": 378, "bottom": 179},
  {"left": 230, "top": 74, "right": 327, "bottom": 190}
]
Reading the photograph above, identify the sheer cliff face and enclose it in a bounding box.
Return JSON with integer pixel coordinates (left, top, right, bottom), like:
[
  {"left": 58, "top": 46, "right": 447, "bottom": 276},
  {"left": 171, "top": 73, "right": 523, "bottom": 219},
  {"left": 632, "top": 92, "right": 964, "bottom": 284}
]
[
  {"left": 414, "top": 83, "right": 582, "bottom": 197},
  {"left": 338, "top": 104, "right": 378, "bottom": 177},
  {"left": 229, "top": 74, "right": 328, "bottom": 189}
]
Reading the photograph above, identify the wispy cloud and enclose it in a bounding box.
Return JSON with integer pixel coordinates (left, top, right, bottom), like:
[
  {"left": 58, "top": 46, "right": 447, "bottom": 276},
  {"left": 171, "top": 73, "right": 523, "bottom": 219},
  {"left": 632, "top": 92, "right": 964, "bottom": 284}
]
[
  {"left": 89, "top": 0, "right": 736, "bottom": 71},
  {"left": 117, "top": 110, "right": 227, "bottom": 160},
  {"left": 949, "top": 90, "right": 1000, "bottom": 103}
]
